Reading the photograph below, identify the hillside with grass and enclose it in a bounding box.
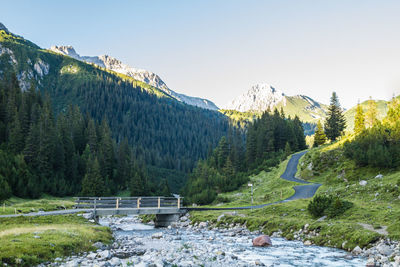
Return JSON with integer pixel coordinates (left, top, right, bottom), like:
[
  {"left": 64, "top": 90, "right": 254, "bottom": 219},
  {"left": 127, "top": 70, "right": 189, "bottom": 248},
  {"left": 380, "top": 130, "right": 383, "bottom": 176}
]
[{"left": 190, "top": 96, "right": 400, "bottom": 251}]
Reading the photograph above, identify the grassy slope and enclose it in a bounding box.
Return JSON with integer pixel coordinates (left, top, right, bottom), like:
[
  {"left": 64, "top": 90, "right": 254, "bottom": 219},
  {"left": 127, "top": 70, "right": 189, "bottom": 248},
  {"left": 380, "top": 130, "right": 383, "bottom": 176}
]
[
  {"left": 0, "top": 215, "right": 112, "bottom": 266},
  {"left": 275, "top": 96, "right": 328, "bottom": 122},
  {"left": 190, "top": 147, "right": 400, "bottom": 251}
]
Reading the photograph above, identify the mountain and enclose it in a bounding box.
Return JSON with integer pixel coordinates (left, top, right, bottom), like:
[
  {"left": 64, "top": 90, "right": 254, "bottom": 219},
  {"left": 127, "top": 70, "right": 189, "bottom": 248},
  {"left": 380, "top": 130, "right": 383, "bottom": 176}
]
[
  {"left": 225, "top": 83, "right": 328, "bottom": 122},
  {"left": 49, "top": 45, "right": 219, "bottom": 111},
  {"left": 0, "top": 23, "right": 229, "bottom": 191}
]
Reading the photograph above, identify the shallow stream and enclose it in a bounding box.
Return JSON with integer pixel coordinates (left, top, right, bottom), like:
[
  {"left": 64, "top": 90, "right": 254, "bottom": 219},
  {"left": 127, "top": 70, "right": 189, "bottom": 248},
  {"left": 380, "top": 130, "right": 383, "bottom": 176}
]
[{"left": 98, "top": 216, "right": 367, "bottom": 267}]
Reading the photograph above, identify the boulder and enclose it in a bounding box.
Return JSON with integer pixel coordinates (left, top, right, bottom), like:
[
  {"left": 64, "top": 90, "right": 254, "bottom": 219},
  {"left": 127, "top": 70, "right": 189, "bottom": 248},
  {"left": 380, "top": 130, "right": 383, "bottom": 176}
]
[
  {"left": 376, "top": 243, "right": 393, "bottom": 256},
  {"left": 109, "top": 257, "right": 121, "bottom": 266},
  {"left": 359, "top": 180, "right": 368, "bottom": 186},
  {"left": 198, "top": 222, "right": 208, "bottom": 228},
  {"left": 304, "top": 240, "right": 312, "bottom": 246},
  {"left": 252, "top": 235, "right": 272, "bottom": 247},
  {"left": 365, "top": 257, "right": 375, "bottom": 267},
  {"left": 375, "top": 174, "right": 383, "bottom": 179},
  {"left": 97, "top": 250, "right": 111, "bottom": 260},
  {"left": 352, "top": 246, "right": 362, "bottom": 255}
]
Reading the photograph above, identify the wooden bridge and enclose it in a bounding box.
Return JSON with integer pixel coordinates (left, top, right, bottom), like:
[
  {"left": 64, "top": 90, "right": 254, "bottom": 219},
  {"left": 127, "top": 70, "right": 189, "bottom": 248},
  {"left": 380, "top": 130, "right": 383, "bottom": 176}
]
[{"left": 75, "top": 197, "right": 184, "bottom": 227}]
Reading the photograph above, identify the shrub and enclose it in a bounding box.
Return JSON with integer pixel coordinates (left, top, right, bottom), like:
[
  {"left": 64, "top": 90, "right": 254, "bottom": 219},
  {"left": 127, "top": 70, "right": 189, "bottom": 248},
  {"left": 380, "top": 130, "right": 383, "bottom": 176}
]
[
  {"left": 215, "top": 195, "right": 230, "bottom": 203},
  {"left": 325, "top": 198, "right": 353, "bottom": 218},
  {"left": 308, "top": 195, "right": 353, "bottom": 218},
  {"left": 307, "top": 195, "right": 332, "bottom": 218}
]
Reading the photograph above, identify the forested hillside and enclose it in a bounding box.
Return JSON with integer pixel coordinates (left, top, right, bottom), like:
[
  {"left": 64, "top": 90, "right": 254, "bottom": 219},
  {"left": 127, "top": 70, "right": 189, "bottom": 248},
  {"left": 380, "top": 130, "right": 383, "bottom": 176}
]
[
  {"left": 0, "top": 73, "right": 177, "bottom": 200},
  {"left": 183, "top": 109, "right": 307, "bottom": 204},
  {"left": 0, "top": 28, "right": 229, "bottom": 194}
]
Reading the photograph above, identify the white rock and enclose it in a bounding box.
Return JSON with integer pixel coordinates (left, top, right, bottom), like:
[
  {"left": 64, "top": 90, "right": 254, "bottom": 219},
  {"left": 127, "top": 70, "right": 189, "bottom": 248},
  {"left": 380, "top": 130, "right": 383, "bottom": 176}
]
[
  {"left": 198, "top": 222, "right": 208, "bottom": 228},
  {"left": 377, "top": 243, "right": 393, "bottom": 256},
  {"left": 375, "top": 174, "right": 383, "bottom": 179},
  {"left": 366, "top": 257, "right": 375, "bottom": 267},
  {"left": 359, "top": 180, "right": 368, "bottom": 186},
  {"left": 304, "top": 240, "right": 312, "bottom": 246},
  {"left": 87, "top": 252, "right": 97, "bottom": 260},
  {"left": 97, "top": 250, "right": 111, "bottom": 260},
  {"left": 109, "top": 257, "right": 121, "bottom": 266},
  {"left": 352, "top": 246, "right": 362, "bottom": 255}
]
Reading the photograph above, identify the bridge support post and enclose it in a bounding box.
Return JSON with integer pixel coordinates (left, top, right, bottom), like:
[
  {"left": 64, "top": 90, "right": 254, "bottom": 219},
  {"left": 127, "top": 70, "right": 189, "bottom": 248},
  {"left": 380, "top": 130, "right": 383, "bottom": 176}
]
[{"left": 154, "top": 214, "right": 180, "bottom": 228}]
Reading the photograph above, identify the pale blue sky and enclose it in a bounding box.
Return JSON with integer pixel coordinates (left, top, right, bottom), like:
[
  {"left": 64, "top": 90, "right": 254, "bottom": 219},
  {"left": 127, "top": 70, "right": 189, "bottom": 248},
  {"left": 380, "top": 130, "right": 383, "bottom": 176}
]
[{"left": 3, "top": 0, "right": 400, "bottom": 108}]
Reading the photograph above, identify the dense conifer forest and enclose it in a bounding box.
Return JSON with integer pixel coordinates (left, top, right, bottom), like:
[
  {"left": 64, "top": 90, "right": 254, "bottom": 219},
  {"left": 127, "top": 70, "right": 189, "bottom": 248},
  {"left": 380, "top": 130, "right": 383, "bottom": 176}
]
[{"left": 0, "top": 73, "right": 178, "bottom": 200}]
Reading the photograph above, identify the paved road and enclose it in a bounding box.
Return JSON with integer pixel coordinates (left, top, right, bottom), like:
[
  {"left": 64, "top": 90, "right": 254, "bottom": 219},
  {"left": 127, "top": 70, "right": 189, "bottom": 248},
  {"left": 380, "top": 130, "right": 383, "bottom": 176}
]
[
  {"left": 187, "top": 150, "right": 321, "bottom": 211},
  {"left": 0, "top": 151, "right": 321, "bottom": 216}
]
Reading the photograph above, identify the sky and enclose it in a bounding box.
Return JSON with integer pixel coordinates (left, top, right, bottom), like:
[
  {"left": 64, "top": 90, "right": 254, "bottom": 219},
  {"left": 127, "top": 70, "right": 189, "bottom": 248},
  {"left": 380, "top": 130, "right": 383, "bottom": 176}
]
[{"left": 2, "top": 0, "right": 400, "bottom": 108}]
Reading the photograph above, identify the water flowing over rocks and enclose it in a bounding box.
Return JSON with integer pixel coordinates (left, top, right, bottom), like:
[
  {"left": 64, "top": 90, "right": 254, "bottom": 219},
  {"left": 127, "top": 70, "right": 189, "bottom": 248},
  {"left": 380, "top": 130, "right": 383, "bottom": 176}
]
[{"left": 39, "top": 214, "right": 378, "bottom": 267}]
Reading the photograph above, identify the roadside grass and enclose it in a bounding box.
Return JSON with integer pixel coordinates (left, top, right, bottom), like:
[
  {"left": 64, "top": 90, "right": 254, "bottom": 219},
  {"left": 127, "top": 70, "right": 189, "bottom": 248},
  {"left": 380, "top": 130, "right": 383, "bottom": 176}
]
[
  {"left": 0, "top": 215, "right": 112, "bottom": 266},
  {"left": 208, "top": 156, "right": 301, "bottom": 208},
  {"left": 0, "top": 195, "right": 75, "bottom": 215},
  {"left": 190, "top": 146, "right": 400, "bottom": 251}
]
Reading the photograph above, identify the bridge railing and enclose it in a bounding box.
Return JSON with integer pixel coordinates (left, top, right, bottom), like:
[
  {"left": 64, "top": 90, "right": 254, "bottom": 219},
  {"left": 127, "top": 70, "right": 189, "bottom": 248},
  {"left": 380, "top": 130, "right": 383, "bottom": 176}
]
[{"left": 75, "top": 197, "right": 181, "bottom": 209}]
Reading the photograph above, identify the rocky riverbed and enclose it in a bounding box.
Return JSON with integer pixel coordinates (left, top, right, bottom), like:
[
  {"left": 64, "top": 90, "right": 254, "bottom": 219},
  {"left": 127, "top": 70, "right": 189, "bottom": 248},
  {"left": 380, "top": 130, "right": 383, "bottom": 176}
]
[{"left": 38, "top": 213, "right": 389, "bottom": 267}]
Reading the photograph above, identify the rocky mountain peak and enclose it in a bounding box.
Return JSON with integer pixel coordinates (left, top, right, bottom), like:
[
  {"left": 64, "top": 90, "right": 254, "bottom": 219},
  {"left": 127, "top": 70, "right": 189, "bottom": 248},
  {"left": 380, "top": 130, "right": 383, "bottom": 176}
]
[
  {"left": 225, "top": 83, "right": 285, "bottom": 112},
  {"left": 0, "top": 22, "right": 9, "bottom": 32},
  {"left": 50, "top": 45, "right": 79, "bottom": 58},
  {"left": 49, "top": 45, "right": 219, "bottom": 110}
]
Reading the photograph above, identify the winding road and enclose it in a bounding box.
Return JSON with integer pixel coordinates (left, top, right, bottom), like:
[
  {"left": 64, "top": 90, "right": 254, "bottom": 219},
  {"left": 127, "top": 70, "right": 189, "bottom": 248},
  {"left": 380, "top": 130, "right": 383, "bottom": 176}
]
[
  {"left": 0, "top": 151, "right": 321, "bottom": 217},
  {"left": 187, "top": 150, "right": 321, "bottom": 211}
]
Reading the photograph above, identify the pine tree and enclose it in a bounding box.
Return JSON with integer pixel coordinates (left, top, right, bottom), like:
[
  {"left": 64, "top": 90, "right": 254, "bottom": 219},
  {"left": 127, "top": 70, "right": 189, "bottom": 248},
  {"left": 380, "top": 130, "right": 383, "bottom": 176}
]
[
  {"left": 0, "top": 174, "right": 11, "bottom": 202},
  {"left": 354, "top": 102, "right": 365, "bottom": 134},
  {"left": 314, "top": 120, "right": 327, "bottom": 147},
  {"left": 324, "top": 92, "right": 346, "bottom": 141},
  {"left": 81, "top": 156, "right": 106, "bottom": 197},
  {"left": 365, "top": 97, "right": 378, "bottom": 128}
]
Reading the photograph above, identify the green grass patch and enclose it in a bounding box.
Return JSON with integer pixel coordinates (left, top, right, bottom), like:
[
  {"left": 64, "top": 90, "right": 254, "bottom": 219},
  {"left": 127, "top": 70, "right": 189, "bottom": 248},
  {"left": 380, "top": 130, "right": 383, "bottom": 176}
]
[
  {"left": 190, "top": 148, "right": 400, "bottom": 251},
  {"left": 0, "top": 215, "right": 112, "bottom": 266},
  {"left": 0, "top": 195, "right": 75, "bottom": 215}
]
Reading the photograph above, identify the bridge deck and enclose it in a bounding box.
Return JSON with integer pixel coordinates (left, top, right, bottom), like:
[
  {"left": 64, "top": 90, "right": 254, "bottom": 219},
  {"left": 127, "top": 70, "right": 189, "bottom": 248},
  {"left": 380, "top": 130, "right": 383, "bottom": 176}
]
[{"left": 75, "top": 197, "right": 183, "bottom": 216}]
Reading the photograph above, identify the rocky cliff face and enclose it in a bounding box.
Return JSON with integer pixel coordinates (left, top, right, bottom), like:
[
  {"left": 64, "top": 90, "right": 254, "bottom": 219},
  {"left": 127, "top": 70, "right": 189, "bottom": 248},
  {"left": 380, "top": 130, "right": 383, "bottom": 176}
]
[
  {"left": 225, "top": 83, "right": 285, "bottom": 112},
  {"left": 49, "top": 45, "right": 219, "bottom": 110}
]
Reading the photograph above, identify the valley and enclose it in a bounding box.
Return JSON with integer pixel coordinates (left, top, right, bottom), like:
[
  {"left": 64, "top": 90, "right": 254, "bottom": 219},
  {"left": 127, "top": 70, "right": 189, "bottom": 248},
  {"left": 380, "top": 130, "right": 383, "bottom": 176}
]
[{"left": 1, "top": 3, "right": 400, "bottom": 265}]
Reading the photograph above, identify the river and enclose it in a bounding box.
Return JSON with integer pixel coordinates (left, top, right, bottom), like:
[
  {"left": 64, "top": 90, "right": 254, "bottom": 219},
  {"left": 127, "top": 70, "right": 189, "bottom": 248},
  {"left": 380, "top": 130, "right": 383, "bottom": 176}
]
[{"left": 79, "top": 215, "right": 368, "bottom": 267}]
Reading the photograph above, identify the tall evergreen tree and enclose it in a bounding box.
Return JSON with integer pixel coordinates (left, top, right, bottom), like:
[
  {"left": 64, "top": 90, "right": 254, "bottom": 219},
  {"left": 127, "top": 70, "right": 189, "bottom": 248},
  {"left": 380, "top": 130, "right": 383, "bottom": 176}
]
[
  {"left": 354, "top": 102, "right": 365, "bottom": 134},
  {"left": 81, "top": 156, "right": 106, "bottom": 197},
  {"left": 314, "top": 120, "right": 327, "bottom": 147},
  {"left": 324, "top": 92, "right": 346, "bottom": 141},
  {"left": 365, "top": 97, "right": 378, "bottom": 128}
]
